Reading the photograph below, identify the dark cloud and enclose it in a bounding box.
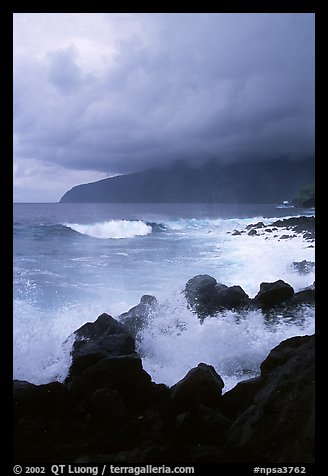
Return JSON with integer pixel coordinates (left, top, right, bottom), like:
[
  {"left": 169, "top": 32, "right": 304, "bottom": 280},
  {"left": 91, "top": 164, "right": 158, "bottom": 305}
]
[
  {"left": 46, "top": 47, "right": 84, "bottom": 94},
  {"left": 14, "top": 13, "right": 314, "bottom": 195}
]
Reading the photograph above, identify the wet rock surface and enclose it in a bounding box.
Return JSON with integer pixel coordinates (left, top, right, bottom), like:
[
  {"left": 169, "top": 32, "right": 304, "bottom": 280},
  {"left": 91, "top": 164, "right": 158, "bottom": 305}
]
[{"left": 14, "top": 310, "right": 315, "bottom": 463}]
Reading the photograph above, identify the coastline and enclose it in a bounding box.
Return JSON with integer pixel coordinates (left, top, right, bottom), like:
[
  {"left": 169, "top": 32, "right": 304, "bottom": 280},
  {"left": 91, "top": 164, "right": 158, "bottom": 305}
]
[{"left": 13, "top": 215, "right": 315, "bottom": 463}]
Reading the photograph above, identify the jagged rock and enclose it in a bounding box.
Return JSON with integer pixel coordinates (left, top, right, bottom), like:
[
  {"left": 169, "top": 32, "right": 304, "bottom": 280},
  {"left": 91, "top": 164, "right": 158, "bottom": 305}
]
[
  {"left": 227, "top": 335, "right": 315, "bottom": 463},
  {"left": 63, "top": 314, "right": 156, "bottom": 411},
  {"left": 271, "top": 216, "right": 315, "bottom": 240},
  {"left": 173, "top": 405, "right": 232, "bottom": 445},
  {"left": 13, "top": 380, "right": 88, "bottom": 463},
  {"left": 288, "top": 288, "right": 315, "bottom": 306},
  {"left": 221, "top": 377, "right": 263, "bottom": 420},
  {"left": 184, "top": 274, "right": 250, "bottom": 317},
  {"left": 184, "top": 274, "right": 219, "bottom": 317},
  {"left": 215, "top": 284, "right": 250, "bottom": 309},
  {"left": 119, "top": 295, "right": 158, "bottom": 338},
  {"left": 67, "top": 313, "right": 136, "bottom": 379},
  {"left": 254, "top": 280, "right": 294, "bottom": 308},
  {"left": 170, "top": 363, "right": 224, "bottom": 409},
  {"left": 13, "top": 303, "right": 315, "bottom": 464},
  {"left": 82, "top": 388, "right": 128, "bottom": 428},
  {"left": 13, "top": 380, "right": 73, "bottom": 420},
  {"left": 66, "top": 354, "right": 154, "bottom": 411}
]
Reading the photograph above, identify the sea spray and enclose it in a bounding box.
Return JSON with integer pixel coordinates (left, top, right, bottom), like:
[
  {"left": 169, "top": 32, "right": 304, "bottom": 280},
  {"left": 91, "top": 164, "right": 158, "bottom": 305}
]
[
  {"left": 136, "top": 291, "right": 315, "bottom": 392},
  {"left": 13, "top": 203, "right": 315, "bottom": 388}
]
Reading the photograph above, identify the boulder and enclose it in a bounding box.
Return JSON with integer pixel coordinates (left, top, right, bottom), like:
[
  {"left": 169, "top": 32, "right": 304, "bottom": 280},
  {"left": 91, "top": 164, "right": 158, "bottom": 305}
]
[
  {"left": 64, "top": 314, "right": 155, "bottom": 411},
  {"left": 119, "top": 295, "right": 158, "bottom": 338},
  {"left": 82, "top": 388, "right": 128, "bottom": 428},
  {"left": 13, "top": 380, "right": 87, "bottom": 463},
  {"left": 246, "top": 222, "right": 265, "bottom": 229},
  {"left": 288, "top": 287, "right": 315, "bottom": 306},
  {"left": 170, "top": 363, "right": 224, "bottom": 409},
  {"left": 254, "top": 280, "right": 294, "bottom": 308},
  {"left": 66, "top": 354, "right": 154, "bottom": 411},
  {"left": 13, "top": 380, "right": 73, "bottom": 420},
  {"left": 184, "top": 274, "right": 219, "bottom": 317},
  {"left": 184, "top": 274, "right": 249, "bottom": 317},
  {"left": 173, "top": 405, "right": 232, "bottom": 445},
  {"left": 215, "top": 284, "right": 250, "bottom": 309},
  {"left": 221, "top": 377, "right": 263, "bottom": 420},
  {"left": 13, "top": 303, "right": 316, "bottom": 464},
  {"left": 68, "top": 313, "right": 136, "bottom": 379},
  {"left": 227, "top": 335, "right": 315, "bottom": 463},
  {"left": 271, "top": 216, "right": 315, "bottom": 240}
]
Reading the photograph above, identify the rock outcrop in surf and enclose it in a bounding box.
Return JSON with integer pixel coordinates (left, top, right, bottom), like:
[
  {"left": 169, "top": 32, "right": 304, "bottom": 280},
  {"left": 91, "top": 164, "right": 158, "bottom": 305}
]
[{"left": 14, "top": 307, "right": 315, "bottom": 463}]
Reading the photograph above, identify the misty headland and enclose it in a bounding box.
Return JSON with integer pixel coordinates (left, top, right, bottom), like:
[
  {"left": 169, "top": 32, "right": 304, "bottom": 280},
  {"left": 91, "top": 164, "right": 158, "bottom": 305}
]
[{"left": 60, "top": 157, "right": 314, "bottom": 204}]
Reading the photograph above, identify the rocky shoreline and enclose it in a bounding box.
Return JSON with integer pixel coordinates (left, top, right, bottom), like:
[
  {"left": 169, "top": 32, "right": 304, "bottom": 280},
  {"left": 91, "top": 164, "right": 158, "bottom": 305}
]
[
  {"left": 229, "top": 215, "right": 315, "bottom": 243},
  {"left": 14, "top": 216, "right": 315, "bottom": 464},
  {"left": 14, "top": 287, "right": 315, "bottom": 464}
]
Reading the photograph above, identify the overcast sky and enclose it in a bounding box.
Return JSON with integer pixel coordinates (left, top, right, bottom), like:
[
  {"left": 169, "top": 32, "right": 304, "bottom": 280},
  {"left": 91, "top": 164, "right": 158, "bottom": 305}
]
[{"left": 13, "top": 13, "right": 315, "bottom": 202}]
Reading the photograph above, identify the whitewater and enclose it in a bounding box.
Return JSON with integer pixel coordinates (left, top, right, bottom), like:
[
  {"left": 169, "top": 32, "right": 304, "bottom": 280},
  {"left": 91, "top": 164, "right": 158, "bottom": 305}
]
[{"left": 13, "top": 203, "right": 315, "bottom": 391}]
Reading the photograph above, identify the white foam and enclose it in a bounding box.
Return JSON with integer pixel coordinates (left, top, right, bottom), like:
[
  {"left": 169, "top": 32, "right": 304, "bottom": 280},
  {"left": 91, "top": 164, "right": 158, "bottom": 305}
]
[
  {"left": 137, "top": 291, "right": 315, "bottom": 392},
  {"left": 13, "top": 299, "right": 119, "bottom": 384},
  {"left": 14, "top": 212, "right": 315, "bottom": 390},
  {"left": 218, "top": 227, "right": 315, "bottom": 296},
  {"left": 164, "top": 215, "right": 315, "bottom": 296},
  {"left": 65, "top": 220, "right": 152, "bottom": 239}
]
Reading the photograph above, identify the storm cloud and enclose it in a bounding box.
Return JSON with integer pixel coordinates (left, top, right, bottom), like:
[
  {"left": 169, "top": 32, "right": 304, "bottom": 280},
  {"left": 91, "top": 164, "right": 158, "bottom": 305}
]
[{"left": 13, "top": 13, "right": 314, "bottom": 201}]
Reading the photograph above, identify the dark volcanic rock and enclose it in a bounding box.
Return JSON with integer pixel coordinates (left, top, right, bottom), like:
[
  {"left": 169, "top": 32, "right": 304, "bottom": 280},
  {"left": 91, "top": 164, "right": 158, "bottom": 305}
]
[
  {"left": 119, "top": 295, "right": 158, "bottom": 338},
  {"left": 184, "top": 274, "right": 250, "bottom": 317},
  {"left": 240, "top": 216, "right": 315, "bottom": 242},
  {"left": 82, "top": 388, "right": 128, "bottom": 428},
  {"left": 215, "top": 284, "right": 250, "bottom": 309},
  {"left": 246, "top": 221, "right": 265, "bottom": 229},
  {"left": 288, "top": 287, "right": 315, "bottom": 306},
  {"left": 66, "top": 354, "right": 154, "bottom": 411},
  {"left": 254, "top": 280, "right": 294, "bottom": 308},
  {"left": 292, "top": 260, "right": 315, "bottom": 275},
  {"left": 14, "top": 305, "right": 315, "bottom": 464},
  {"left": 68, "top": 313, "right": 136, "bottom": 379},
  {"left": 170, "top": 363, "right": 224, "bottom": 410},
  {"left": 13, "top": 380, "right": 73, "bottom": 420},
  {"left": 271, "top": 216, "right": 315, "bottom": 240},
  {"left": 184, "top": 274, "right": 219, "bottom": 317},
  {"left": 221, "top": 377, "right": 263, "bottom": 420},
  {"left": 64, "top": 314, "right": 156, "bottom": 411},
  {"left": 227, "top": 335, "right": 315, "bottom": 463},
  {"left": 173, "top": 405, "right": 232, "bottom": 446},
  {"left": 13, "top": 380, "right": 87, "bottom": 463}
]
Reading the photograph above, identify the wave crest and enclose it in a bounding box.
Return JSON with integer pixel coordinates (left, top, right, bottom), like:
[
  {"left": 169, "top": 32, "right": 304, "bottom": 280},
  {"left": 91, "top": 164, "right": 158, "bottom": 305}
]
[{"left": 65, "top": 220, "right": 152, "bottom": 239}]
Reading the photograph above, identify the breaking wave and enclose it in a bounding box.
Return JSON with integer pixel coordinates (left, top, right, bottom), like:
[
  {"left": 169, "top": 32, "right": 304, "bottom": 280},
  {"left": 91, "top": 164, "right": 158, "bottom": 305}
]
[{"left": 64, "top": 220, "right": 153, "bottom": 239}]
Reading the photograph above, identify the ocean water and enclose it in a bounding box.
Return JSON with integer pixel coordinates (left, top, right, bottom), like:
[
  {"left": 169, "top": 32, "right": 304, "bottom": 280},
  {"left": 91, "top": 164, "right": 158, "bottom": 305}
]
[{"left": 13, "top": 203, "right": 315, "bottom": 391}]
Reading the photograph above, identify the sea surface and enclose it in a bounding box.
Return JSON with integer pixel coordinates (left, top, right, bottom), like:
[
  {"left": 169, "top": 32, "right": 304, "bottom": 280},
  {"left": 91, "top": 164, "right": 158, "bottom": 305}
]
[{"left": 13, "top": 203, "right": 315, "bottom": 391}]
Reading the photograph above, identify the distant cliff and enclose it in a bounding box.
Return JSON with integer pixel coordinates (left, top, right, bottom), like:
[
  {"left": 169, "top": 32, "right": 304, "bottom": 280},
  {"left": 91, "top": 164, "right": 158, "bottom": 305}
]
[
  {"left": 60, "top": 158, "right": 314, "bottom": 203},
  {"left": 292, "top": 182, "right": 315, "bottom": 208}
]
